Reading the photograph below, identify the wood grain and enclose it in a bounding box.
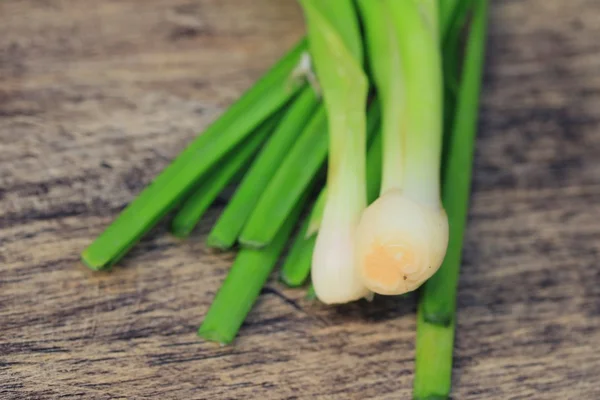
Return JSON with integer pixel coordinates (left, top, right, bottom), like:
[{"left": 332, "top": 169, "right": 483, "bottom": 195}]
[{"left": 1, "top": 0, "right": 600, "bottom": 399}]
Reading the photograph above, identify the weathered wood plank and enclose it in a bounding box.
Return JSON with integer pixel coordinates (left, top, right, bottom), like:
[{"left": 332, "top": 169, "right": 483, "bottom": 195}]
[{"left": 1, "top": 0, "right": 600, "bottom": 399}]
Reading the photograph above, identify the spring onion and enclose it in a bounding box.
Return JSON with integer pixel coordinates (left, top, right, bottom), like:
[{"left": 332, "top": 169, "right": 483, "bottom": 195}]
[
  {"left": 280, "top": 100, "right": 382, "bottom": 287},
  {"left": 441, "top": 0, "right": 476, "bottom": 175},
  {"left": 238, "top": 105, "right": 327, "bottom": 248},
  {"left": 206, "top": 86, "right": 319, "bottom": 249},
  {"left": 355, "top": 0, "right": 448, "bottom": 296},
  {"left": 300, "top": 0, "right": 370, "bottom": 304},
  {"left": 81, "top": 39, "right": 308, "bottom": 270},
  {"left": 80, "top": 0, "right": 485, "bottom": 388},
  {"left": 440, "top": 0, "right": 461, "bottom": 41},
  {"left": 414, "top": 1, "right": 488, "bottom": 398},
  {"left": 305, "top": 99, "right": 382, "bottom": 237},
  {"left": 198, "top": 194, "right": 308, "bottom": 344},
  {"left": 170, "top": 114, "right": 281, "bottom": 238}
]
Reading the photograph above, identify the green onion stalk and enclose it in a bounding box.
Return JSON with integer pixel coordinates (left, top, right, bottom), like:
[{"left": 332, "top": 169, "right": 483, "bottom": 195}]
[
  {"left": 238, "top": 104, "right": 328, "bottom": 248},
  {"left": 206, "top": 86, "right": 320, "bottom": 249},
  {"left": 170, "top": 113, "right": 282, "bottom": 238},
  {"left": 280, "top": 100, "right": 382, "bottom": 287},
  {"left": 414, "top": 0, "right": 489, "bottom": 398},
  {"left": 81, "top": 40, "right": 309, "bottom": 270},
  {"left": 305, "top": 99, "right": 382, "bottom": 238},
  {"left": 199, "top": 193, "right": 309, "bottom": 345},
  {"left": 355, "top": 0, "right": 449, "bottom": 296},
  {"left": 299, "top": 0, "right": 370, "bottom": 304}
]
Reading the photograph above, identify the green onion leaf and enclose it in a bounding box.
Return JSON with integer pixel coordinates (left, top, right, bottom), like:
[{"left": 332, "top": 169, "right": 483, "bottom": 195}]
[
  {"left": 170, "top": 114, "right": 281, "bottom": 238},
  {"left": 280, "top": 216, "right": 315, "bottom": 287},
  {"left": 206, "top": 86, "right": 320, "bottom": 249},
  {"left": 81, "top": 39, "right": 308, "bottom": 270},
  {"left": 414, "top": 0, "right": 488, "bottom": 397},
  {"left": 198, "top": 194, "right": 308, "bottom": 345},
  {"left": 239, "top": 106, "right": 328, "bottom": 248}
]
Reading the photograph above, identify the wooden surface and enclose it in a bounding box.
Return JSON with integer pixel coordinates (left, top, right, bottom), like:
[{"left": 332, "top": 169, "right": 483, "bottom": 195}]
[{"left": 1, "top": 0, "right": 600, "bottom": 398}]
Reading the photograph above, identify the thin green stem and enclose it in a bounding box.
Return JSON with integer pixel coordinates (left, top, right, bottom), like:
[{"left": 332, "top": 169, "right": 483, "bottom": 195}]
[
  {"left": 443, "top": 0, "right": 476, "bottom": 96},
  {"left": 206, "top": 86, "right": 319, "bottom": 249},
  {"left": 239, "top": 106, "right": 328, "bottom": 248},
  {"left": 198, "top": 194, "right": 308, "bottom": 345},
  {"left": 414, "top": 0, "right": 488, "bottom": 398},
  {"left": 440, "top": 0, "right": 461, "bottom": 41},
  {"left": 414, "top": 307, "right": 455, "bottom": 400},
  {"left": 280, "top": 216, "right": 315, "bottom": 287},
  {"left": 365, "top": 125, "right": 384, "bottom": 205},
  {"left": 421, "top": 0, "right": 487, "bottom": 327},
  {"left": 170, "top": 115, "right": 280, "bottom": 238},
  {"left": 441, "top": 0, "right": 476, "bottom": 175},
  {"left": 81, "top": 39, "right": 308, "bottom": 270}
]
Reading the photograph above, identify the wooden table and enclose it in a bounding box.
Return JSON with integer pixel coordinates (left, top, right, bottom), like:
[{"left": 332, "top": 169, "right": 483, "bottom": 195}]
[{"left": 2, "top": 1, "right": 599, "bottom": 398}]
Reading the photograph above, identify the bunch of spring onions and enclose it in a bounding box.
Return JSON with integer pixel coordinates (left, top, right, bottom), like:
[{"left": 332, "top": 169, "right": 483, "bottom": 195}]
[{"left": 81, "top": 0, "right": 488, "bottom": 398}]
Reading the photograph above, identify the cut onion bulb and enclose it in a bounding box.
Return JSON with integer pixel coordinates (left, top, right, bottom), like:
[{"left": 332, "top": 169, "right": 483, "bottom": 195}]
[{"left": 356, "top": 189, "right": 448, "bottom": 295}]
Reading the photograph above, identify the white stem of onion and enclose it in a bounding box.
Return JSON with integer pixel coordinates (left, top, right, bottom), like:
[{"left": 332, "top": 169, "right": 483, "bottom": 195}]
[
  {"left": 356, "top": 0, "right": 448, "bottom": 296},
  {"left": 300, "top": 0, "right": 370, "bottom": 304},
  {"left": 312, "top": 114, "right": 369, "bottom": 303}
]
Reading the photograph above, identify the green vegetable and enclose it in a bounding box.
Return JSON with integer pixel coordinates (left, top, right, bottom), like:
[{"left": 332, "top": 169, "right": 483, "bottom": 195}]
[
  {"left": 385, "top": 0, "right": 443, "bottom": 205},
  {"left": 355, "top": 0, "right": 448, "bottom": 296},
  {"left": 170, "top": 114, "right": 280, "bottom": 238},
  {"left": 281, "top": 127, "right": 382, "bottom": 288},
  {"left": 238, "top": 105, "right": 328, "bottom": 248},
  {"left": 441, "top": 0, "right": 477, "bottom": 173},
  {"left": 420, "top": 0, "right": 440, "bottom": 39},
  {"left": 364, "top": 124, "right": 383, "bottom": 207},
  {"left": 300, "top": 0, "right": 370, "bottom": 304},
  {"left": 280, "top": 215, "right": 315, "bottom": 287},
  {"left": 198, "top": 194, "right": 308, "bottom": 344},
  {"left": 206, "top": 86, "right": 320, "bottom": 249},
  {"left": 305, "top": 99, "right": 382, "bottom": 237},
  {"left": 440, "top": 0, "right": 460, "bottom": 40},
  {"left": 81, "top": 39, "right": 308, "bottom": 270},
  {"left": 414, "top": 0, "right": 488, "bottom": 398},
  {"left": 281, "top": 102, "right": 382, "bottom": 288},
  {"left": 414, "top": 311, "right": 455, "bottom": 400},
  {"left": 443, "top": 0, "right": 477, "bottom": 95}
]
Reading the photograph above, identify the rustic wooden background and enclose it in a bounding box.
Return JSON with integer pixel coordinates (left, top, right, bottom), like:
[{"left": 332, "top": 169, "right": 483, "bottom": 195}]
[{"left": 2, "top": 0, "right": 600, "bottom": 399}]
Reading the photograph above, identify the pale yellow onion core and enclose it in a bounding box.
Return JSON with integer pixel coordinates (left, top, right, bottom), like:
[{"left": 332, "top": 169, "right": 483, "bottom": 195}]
[{"left": 356, "top": 189, "right": 448, "bottom": 295}]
